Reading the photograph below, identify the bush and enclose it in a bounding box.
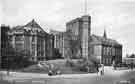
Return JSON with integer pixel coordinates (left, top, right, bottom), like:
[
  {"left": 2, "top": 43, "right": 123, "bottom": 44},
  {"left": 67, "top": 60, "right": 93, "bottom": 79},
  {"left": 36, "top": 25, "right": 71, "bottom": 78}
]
[
  {"left": 1, "top": 49, "right": 37, "bottom": 70},
  {"left": 66, "top": 59, "right": 74, "bottom": 67},
  {"left": 2, "top": 55, "right": 37, "bottom": 70},
  {"left": 75, "top": 58, "right": 98, "bottom": 73},
  {"left": 46, "top": 48, "right": 63, "bottom": 60}
]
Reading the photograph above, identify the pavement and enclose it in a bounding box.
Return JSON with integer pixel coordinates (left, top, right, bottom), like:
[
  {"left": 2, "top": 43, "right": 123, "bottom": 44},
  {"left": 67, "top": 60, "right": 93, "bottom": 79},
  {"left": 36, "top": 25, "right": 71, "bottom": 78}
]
[{"left": 0, "top": 66, "right": 135, "bottom": 84}]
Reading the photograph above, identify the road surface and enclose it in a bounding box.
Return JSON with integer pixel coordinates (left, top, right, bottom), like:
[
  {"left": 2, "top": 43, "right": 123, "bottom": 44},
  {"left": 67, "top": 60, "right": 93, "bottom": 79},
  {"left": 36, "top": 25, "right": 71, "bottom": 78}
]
[{"left": 1, "top": 66, "right": 135, "bottom": 84}]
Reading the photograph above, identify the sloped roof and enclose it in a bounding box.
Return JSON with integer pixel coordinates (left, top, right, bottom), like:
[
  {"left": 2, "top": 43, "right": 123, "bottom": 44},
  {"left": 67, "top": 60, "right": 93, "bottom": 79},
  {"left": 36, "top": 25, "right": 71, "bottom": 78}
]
[
  {"left": 91, "top": 34, "right": 121, "bottom": 46},
  {"left": 9, "top": 25, "right": 24, "bottom": 32},
  {"left": 11, "top": 19, "right": 48, "bottom": 34},
  {"left": 50, "top": 29, "right": 63, "bottom": 35},
  {"left": 12, "top": 25, "right": 23, "bottom": 30},
  {"left": 24, "top": 19, "right": 45, "bottom": 32}
]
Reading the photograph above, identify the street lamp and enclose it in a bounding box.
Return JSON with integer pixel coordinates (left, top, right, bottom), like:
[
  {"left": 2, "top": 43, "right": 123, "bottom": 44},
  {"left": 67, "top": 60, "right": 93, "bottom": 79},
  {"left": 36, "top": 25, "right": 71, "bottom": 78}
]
[
  {"left": 111, "top": 43, "right": 116, "bottom": 70},
  {"left": 6, "top": 56, "right": 9, "bottom": 76}
]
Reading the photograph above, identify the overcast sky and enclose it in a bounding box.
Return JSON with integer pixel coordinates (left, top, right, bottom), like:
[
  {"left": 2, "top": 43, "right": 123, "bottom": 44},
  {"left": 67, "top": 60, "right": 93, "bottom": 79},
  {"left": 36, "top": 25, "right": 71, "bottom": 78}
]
[{"left": 1, "top": 0, "right": 135, "bottom": 57}]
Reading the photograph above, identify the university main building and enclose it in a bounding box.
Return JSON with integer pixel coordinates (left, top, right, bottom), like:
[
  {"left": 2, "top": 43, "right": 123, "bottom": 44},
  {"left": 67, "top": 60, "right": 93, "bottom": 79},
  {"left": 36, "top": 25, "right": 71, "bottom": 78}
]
[
  {"left": 5, "top": 14, "right": 122, "bottom": 65},
  {"left": 51, "top": 15, "right": 122, "bottom": 65}
]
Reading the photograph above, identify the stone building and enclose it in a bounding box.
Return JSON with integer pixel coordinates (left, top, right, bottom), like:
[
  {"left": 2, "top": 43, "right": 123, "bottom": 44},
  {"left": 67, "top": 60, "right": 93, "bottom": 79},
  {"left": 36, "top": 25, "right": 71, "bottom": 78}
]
[
  {"left": 8, "top": 19, "right": 54, "bottom": 61},
  {"left": 90, "top": 33, "right": 122, "bottom": 65},
  {"left": 54, "top": 15, "right": 122, "bottom": 65},
  {"left": 50, "top": 30, "right": 71, "bottom": 58},
  {"left": 66, "top": 15, "right": 91, "bottom": 59},
  {"left": 50, "top": 30, "right": 64, "bottom": 56}
]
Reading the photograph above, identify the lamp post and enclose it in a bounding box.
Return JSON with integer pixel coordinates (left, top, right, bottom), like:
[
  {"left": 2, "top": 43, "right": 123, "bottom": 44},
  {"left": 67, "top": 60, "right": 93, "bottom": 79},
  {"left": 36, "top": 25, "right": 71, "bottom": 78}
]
[
  {"left": 6, "top": 56, "right": 10, "bottom": 76},
  {"left": 131, "top": 58, "right": 134, "bottom": 70},
  {"left": 111, "top": 43, "right": 116, "bottom": 69}
]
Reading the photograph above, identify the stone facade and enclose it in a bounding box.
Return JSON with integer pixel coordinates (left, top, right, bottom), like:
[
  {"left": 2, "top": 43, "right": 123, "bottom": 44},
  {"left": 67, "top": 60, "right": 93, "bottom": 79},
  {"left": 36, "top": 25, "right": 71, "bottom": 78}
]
[
  {"left": 66, "top": 15, "right": 91, "bottom": 59},
  {"left": 50, "top": 30, "right": 64, "bottom": 57},
  {"left": 50, "top": 30, "right": 72, "bottom": 58},
  {"left": 54, "top": 15, "right": 122, "bottom": 65},
  {"left": 8, "top": 19, "right": 54, "bottom": 61},
  {"left": 90, "top": 34, "right": 122, "bottom": 65}
]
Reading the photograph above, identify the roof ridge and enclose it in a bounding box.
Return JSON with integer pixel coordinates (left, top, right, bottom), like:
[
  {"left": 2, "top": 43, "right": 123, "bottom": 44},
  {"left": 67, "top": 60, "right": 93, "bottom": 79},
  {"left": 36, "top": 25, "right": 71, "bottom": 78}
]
[
  {"left": 91, "top": 34, "right": 119, "bottom": 44},
  {"left": 24, "top": 19, "right": 49, "bottom": 33}
]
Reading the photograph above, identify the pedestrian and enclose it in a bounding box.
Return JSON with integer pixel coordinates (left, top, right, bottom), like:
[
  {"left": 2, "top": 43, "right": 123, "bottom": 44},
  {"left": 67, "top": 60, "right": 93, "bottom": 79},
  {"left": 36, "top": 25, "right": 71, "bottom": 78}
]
[
  {"left": 96, "top": 64, "right": 99, "bottom": 75},
  {"left": 86, "top": 66, "right": 90, "bottom": 73},
  {"left": 101, "top": 64, "right": 104, "bottom": 75},
  {"left": 130, "top": 62, "right": 134, "bottom": 70},
  {"left": 114, "top": 64, "right": 116, "bottom": 70},
  {"left": 99, "top": 67, "right": 102, "bottom": 76},
  {"left": 101, "top": 70, "right": 103, "bottom": 75},
  {"left": 99, "top": 64, "right": 104, "bottom": 76},
  {"left": 112, "top": 61, "right": 116, "bottom": 70}
]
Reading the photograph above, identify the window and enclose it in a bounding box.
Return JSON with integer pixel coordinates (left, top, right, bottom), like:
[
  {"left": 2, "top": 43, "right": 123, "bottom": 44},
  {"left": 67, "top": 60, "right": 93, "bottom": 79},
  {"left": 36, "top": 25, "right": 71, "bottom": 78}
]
[
  {"left": 32, "top": 36, "right": 35, "bottom": 42},
  {"left": 15, "top": 43, "right": 23, "bottom": 50},
  {"left": 104, "top": 47, "right": 107, "bottom": 56},
  {"left": 15, "top": 35, "right": 23, "bottom": 41}
]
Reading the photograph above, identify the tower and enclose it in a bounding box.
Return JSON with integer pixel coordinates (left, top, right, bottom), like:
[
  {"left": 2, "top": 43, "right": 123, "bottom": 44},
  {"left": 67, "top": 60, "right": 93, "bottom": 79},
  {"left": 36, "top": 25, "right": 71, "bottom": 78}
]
[
  {"left": 81, "top": 0, "right": 91, "bottom": 59},
  {"left": 103, "top": 29, "right": 107, "bottom": 38},
  {"left": 81, "top": 15, "right": 91, "bottom": 59},
  {"left": 65, "top": 0, "right": 91, "bottom": 59}
]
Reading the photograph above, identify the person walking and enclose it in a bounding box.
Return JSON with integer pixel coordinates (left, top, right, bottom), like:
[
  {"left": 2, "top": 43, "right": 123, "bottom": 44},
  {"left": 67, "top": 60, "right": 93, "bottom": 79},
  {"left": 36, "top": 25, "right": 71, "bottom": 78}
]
[
  {"left": 130, "top": 62, "right": 134, "bottom": 70},
  {"left": 96, "top": 64, "right": 99, "bottom": 75},
  {"left": 101, "top": 64, "right": 104, "bottom": 75},
  {"left": 99, "top": 64, "right": 104, "bottom": 76}
]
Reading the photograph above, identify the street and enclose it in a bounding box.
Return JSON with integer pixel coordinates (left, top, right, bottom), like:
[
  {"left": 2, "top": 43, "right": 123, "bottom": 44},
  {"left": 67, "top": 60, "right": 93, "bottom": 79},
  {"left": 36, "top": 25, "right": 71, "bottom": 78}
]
[{"left": 1, "top": 66, "right": 135, "bottom": 84}]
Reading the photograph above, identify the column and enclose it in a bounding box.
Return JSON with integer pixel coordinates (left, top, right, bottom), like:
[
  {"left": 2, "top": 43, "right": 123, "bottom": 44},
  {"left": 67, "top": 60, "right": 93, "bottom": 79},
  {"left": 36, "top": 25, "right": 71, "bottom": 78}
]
[
  {"left": 22, "top": 35, "right": 25, "bottom": 50},
  {"left": 12, "top": 36, "right": 15, "bottom": 48},
  {"left": 54, "top": 35, "right": 56, "bottom": 48},
  {"left": 30, "top": 36, "right": 32, "bottom": 60},
  {"left": 34, "top": 36, "right": 37, "bottom": 62},
  {"left": 43, "top": 39, "right": 45, "bottom": 61},
  {"left": 62, "top": 35, "right": 65, "bottom": 58}
]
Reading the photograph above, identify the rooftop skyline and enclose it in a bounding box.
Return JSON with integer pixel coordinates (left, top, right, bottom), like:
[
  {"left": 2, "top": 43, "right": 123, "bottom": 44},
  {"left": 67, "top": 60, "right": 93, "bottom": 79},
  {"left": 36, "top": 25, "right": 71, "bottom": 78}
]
[{"left": 1, "top": 0, "right": 135, "bottom": 57}]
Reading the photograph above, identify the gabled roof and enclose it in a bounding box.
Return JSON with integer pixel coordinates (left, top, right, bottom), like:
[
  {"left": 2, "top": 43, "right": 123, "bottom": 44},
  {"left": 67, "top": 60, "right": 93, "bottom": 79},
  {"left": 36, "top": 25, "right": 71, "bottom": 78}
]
[
  {"left": 91, "top": 34, "right": 121, "bottom": 46},
  {"left": 24, "top": 19, "right": 44, "bottom": 32},
  {"left": 10, "top": 19, "right": 49, "bottom": 35}
]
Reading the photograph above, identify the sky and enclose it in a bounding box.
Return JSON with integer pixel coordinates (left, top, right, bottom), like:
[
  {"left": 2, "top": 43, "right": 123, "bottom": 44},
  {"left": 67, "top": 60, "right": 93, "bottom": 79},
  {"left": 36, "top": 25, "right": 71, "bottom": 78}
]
[{"left": 1, "top": 0, "right": 135, "bottom": 57}]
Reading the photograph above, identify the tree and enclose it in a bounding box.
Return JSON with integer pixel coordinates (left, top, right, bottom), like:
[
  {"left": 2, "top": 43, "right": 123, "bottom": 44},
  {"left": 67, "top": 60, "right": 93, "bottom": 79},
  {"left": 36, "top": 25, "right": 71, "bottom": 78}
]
[
  {"left": 53, "top": 48, "right": 62, "bottom": 59},
  {"left": 11, "top": 49, "right": 35, "bottom": 69},
  {"left": 128, "top": 54, "right": 135, "bottom": 58},
  {"left": 76, "top": 57, "right": 99, "bottom": 72}
]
